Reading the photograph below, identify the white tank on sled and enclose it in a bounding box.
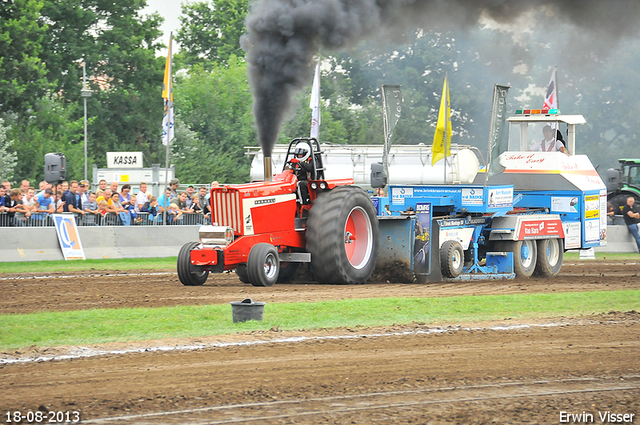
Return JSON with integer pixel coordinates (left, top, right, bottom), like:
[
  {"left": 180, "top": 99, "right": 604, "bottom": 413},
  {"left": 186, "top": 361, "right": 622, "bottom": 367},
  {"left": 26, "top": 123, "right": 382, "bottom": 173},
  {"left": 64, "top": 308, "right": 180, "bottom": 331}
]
[{"left": 247, "top": 144, "right": 483, "bottom": 186}]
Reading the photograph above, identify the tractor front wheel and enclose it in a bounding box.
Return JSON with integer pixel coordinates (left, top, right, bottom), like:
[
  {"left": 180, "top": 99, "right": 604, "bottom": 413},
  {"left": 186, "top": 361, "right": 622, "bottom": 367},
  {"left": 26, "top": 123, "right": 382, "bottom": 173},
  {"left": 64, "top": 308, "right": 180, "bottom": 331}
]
[
  {"left": 177, "top": 242, "right": 209, "bottom": 286},
  {"left": 247, "top": 243, "right": 280, "bottom": 287},
  {"left": 306, "top": 186, "right": 379, "bottom": 284}
]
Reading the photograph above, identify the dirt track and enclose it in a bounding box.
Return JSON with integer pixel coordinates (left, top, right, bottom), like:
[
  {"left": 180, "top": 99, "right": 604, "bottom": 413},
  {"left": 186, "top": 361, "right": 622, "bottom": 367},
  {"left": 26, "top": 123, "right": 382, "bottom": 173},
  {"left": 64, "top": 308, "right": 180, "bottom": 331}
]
[
  {"left": 1, "top": 260, "right": 639, "bottom": 424},
  {"left": 1, "top": 260, "right": 639, "bottom": 314}
]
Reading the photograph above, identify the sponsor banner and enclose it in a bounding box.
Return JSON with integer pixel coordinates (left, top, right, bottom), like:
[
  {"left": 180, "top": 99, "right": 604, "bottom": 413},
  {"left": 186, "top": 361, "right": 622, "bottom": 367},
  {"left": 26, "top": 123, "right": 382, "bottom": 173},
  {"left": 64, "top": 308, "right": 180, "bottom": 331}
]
[
  {"left": 461, "top": 188, "right": 483, "bottom": 206},
  {"left": 52, "top": 214, "right": 86, "bottom": 260},
  {"left": 488, "top": 187, "right": 513, "bottom": 208},
  {"left": 599, "top": 190, "right": 608, "bottom": 245},
  {"left": 517, "top": 219, "right": 564, "bottom": 240},
  {"left": 585, "top": 218, "right": 600, "bottom": 244},
  {"left": 500, "top": 153, "right": 606, "bottom": 192},
  {"left": 584, "top": 195, "right": 599, "bottom": 219},
  {"left": 487, "top": 84, "right": 510, "bottom": 177},
  {"left": 551, "top": 197, "right": 579, "bottom": 213},
  {"left": 439, "top": 227, "right": 475, "bottom": 250},
  {"left": 414, "top": 203, "right": 431, "bottom": 275},
  {"left": 438, "top": 218, "right": 466, "bottom": 228},
  {"left": 563, "top": 222, "right": 582, "bottom": 249}
]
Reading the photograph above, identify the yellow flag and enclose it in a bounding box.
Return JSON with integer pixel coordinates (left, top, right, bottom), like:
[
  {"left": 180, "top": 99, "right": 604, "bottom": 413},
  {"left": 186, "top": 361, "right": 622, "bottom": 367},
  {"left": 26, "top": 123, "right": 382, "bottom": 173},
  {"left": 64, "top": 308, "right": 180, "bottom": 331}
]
[
  {"left": 162, "top": 33, "right": 173, "bottom": 101},
  {"left": 431, "top": 75, "right": 451, "bottom": 166}
]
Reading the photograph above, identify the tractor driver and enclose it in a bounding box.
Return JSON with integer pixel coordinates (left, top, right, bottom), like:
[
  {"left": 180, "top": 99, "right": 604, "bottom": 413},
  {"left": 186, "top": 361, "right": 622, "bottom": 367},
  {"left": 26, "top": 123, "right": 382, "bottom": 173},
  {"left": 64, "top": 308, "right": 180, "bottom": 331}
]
[{"left": 288, "top": 142, "right": 313, "bottom": 204}]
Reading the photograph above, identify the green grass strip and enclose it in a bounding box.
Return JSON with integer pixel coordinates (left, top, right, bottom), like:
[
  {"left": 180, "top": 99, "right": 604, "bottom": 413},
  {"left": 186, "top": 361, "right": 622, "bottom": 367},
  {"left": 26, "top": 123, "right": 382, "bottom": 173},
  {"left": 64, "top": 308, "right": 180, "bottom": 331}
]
[
  {"left": 0, "top": 257, "right": 177, "bottom": 274},
  {"left": 1, "top": 290, "right": 638, "bottom": 350},
  {"left": 0, "top": 252, "right": 637, "bottom": 275}
]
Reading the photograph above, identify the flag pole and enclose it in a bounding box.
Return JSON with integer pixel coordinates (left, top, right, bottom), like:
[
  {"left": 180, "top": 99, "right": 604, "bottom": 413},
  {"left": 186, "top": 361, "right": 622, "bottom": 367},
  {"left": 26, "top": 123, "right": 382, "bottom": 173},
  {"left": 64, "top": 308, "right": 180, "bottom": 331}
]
[
  {"left": 163, "top": 32, "right": 173, "bottom": 225},
  {"left": 443, "top": 72, "right": 448, "bottom": 184}
]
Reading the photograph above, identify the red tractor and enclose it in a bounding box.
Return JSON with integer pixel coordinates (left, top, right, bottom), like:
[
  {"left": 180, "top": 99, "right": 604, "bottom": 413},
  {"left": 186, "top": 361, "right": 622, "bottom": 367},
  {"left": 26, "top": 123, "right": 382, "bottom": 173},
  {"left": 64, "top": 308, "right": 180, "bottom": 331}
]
[{"left": 177, "top": 138, "right": 379, "bottom": 286}]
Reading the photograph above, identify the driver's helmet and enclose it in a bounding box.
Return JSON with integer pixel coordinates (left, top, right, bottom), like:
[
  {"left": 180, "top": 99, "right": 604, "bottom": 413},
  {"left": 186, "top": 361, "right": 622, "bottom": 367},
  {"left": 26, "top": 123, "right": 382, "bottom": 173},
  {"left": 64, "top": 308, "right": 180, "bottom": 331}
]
[{"left": 293, "top": 142, "right": 311, "bottom": 161}]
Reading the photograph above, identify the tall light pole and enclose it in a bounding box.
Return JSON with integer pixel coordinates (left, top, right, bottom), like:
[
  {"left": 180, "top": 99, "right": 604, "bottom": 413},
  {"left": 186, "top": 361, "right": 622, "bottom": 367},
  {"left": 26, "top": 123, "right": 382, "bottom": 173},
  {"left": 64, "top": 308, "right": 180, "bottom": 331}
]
[{"left": 80, "top": 62, "right": 92, "bottom": 182}]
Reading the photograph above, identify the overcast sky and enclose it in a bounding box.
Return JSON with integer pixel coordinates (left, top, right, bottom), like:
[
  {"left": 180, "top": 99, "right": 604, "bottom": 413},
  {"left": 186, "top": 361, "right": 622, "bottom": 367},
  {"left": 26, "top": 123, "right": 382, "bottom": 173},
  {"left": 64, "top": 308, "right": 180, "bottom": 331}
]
[{"left": 143, "top": 0, "right": 184, "bottom": 49}]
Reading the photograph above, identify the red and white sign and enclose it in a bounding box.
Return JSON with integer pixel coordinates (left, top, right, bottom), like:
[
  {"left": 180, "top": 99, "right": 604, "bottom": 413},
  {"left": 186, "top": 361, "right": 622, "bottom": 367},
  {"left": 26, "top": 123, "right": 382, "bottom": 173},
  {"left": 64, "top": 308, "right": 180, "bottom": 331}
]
[{"left": 518, "top": 219, "right": 565, "bottom": 240}]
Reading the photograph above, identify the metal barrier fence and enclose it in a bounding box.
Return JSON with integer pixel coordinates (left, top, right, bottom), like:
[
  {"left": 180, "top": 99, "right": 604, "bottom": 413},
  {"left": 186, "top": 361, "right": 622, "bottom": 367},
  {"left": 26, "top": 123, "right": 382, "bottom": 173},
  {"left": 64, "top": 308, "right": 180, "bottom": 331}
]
[{"left": 0, "top": 211, "right": 210, "bottom": 227}]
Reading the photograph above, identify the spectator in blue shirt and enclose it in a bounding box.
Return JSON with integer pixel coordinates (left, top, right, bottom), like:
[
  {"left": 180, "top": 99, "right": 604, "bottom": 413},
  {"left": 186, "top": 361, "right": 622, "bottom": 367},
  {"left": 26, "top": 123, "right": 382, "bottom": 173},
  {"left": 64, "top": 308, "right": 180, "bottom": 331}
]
[
  {"left": 62, "top": 180, "right": 85, "bottom": 217},
  {"left": 157, "top": 187, "right": 173, "bottom": 213},
  {"left": 35, "top": 188, "right": 55, "bottom": 213}
]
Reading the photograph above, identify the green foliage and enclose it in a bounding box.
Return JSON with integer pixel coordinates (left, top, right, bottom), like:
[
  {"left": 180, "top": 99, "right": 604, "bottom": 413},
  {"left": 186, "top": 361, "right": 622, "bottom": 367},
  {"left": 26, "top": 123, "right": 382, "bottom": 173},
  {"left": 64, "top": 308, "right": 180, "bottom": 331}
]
[
  {"left": 0, "top": 0, "right": 49, "bottom": 115},
  {"left": 5, "top": 94, "right": 83, "bottom": 183},
  {"left": 174, "top": 57, "right": 254, "bottom": 183},
  {"left": 0, "top": 118, "right": 18, "bottom": 182},
  {"left": 175, "top": 0, "right": 248, "bottom": 68}
]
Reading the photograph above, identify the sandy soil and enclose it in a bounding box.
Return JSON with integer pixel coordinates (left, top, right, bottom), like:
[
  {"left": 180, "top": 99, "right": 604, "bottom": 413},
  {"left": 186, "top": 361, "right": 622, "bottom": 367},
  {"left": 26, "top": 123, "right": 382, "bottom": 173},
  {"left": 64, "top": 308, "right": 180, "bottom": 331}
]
[{"left": 1, "top": 260, "right": 639, "bottom": 424}]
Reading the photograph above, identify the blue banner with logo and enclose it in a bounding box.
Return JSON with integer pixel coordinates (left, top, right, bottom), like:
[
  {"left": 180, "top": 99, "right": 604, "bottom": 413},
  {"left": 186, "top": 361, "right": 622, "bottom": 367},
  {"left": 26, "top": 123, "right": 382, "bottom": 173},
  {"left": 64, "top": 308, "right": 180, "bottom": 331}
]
[
  {"left": 53, "top": 214, "right": 86, "bottom": 260},
  {"left": 414, "top": 203, "right": 431, "bottom": 275}
]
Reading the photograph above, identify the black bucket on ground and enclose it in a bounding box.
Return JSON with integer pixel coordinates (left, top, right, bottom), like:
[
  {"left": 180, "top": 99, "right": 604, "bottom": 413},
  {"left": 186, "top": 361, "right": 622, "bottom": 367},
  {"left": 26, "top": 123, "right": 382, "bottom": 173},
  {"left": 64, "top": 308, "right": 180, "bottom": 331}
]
[{"left": 230, "top": 298, "right": 266, "bottom": 323}]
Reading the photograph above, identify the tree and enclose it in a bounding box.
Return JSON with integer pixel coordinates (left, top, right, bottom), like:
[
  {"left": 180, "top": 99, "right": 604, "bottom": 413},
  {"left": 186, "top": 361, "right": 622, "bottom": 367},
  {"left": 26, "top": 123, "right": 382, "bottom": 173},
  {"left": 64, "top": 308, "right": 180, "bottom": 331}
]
[
  {"left": 176, "top": 0, "right": 248, "bottom": 68},
  {"left": 6, "top": 93, "right": 83, "bottom": 184},
  {"left": 0, "top": 118, "right": 18, "bottom": 182},
  {"left": 174, "top": 57, "right": 255, "bottom": 184},
  {"left": 0, "top": 0, "right": 49, "bottom": 115},
  {"left": 38, "top": 0, "right": 166, "bottom": 171}
]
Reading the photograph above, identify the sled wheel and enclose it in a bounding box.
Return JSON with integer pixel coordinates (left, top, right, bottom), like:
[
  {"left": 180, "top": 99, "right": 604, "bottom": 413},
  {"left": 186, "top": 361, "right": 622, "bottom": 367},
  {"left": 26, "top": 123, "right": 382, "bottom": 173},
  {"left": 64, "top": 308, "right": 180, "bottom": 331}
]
[
  {"left": 440, "top": 240, "right": 464, "bottom": 278},
  {"left": 247, "top": 243, "right": 280, "bottom": 287},
  {"left": 177, "top": 242, "right": 209, "bottom": 286},
  {"left": 496, "top": 240, "right": 537, "bottom": 278},
  {"left": 534, "top": 238, "right": 564, "bottom": 277},
  {"left": 306, "top": 186, "right": 379, "bottom": 284},
  {"left": 235, "top": 264, "right": 250, "bottom": 284}
]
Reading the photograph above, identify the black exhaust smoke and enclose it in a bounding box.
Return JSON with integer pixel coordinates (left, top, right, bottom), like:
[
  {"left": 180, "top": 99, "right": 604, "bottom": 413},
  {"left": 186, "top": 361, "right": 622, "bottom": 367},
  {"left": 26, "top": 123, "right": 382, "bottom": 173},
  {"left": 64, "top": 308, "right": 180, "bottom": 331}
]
[{"left": 242, "top": 0, "right": 640, "bottom": 159}]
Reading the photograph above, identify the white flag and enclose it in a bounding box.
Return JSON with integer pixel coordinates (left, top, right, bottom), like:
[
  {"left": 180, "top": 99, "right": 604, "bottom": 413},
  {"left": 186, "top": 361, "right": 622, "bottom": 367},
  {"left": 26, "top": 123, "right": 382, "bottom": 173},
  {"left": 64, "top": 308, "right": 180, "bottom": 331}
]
[
  {"left": 309, "top": 59, "right": 321, "bottom": 140},
  {"left": 162, "top": 100, "right": 173, "bottom": 146},
  {"left": 542, "top": 68, "right": 557, "bottom": 110}
]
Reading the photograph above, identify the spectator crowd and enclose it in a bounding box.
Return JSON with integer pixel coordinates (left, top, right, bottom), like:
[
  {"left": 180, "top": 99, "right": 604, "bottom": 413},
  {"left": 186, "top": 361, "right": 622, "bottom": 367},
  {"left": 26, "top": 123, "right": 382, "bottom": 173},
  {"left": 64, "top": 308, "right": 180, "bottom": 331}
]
[{"left": 0, "top": 178, "right": 217, "bottom": 227}]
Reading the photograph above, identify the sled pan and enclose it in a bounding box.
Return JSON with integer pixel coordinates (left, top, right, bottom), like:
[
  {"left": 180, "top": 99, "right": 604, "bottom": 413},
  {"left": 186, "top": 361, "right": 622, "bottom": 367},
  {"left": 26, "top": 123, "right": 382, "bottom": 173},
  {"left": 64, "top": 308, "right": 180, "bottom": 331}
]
[{"left": 230, "top": 298, "right": 266, "bottom": 323}]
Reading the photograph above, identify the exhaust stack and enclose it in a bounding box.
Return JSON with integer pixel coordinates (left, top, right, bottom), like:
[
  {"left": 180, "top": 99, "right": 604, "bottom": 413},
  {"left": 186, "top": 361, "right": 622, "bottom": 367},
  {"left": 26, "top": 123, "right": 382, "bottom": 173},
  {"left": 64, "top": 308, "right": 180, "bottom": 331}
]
[{"left": 263, "top": 156, "right": 272, "bottom": 182}]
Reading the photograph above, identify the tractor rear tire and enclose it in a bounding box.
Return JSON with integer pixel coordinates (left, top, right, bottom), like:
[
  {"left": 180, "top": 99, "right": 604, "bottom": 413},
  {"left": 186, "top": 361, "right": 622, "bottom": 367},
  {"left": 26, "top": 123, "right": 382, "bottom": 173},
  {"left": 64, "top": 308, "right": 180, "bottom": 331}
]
[
  {"left": 440, "top": 240, "right": 464, "bottom": 278},
  {"left": 534, "top": 238, "right": 564, "bottom": 277},
  {"left": 235, "top": 265, "right": 250, "bottom": 283},
  {"left": 306, "top": 186, "right": 379, "bottom": 284},
  {"left": 247, "top": 243, "right": 280, "bottom": 287},
  {"left": 495, "top": 240, "right": 537, "bottom": 278},
  {"left": 177, "top": 242, "right": 209, "bottom": 286}
]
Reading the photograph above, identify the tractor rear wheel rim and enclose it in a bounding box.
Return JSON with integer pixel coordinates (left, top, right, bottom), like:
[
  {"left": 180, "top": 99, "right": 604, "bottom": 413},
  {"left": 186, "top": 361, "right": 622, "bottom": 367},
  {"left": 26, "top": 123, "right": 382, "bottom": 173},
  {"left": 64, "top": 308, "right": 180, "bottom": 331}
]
[{"left": 344, "top": 206, "right": 373, "bottom": 270}]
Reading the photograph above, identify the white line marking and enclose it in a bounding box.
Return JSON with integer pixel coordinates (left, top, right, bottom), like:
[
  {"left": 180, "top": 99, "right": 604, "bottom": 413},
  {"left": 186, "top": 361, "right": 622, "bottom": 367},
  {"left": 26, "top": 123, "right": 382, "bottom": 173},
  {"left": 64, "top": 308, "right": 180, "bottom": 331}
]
[
  {"left": 81, "top": 375, "right": 640, "bottom": 424},
  {"left": 0, "top": 322, "right": 569, "bottom": 365},
  {"left": 0, "top": 272, "right": 175, "bottom": 281}
]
